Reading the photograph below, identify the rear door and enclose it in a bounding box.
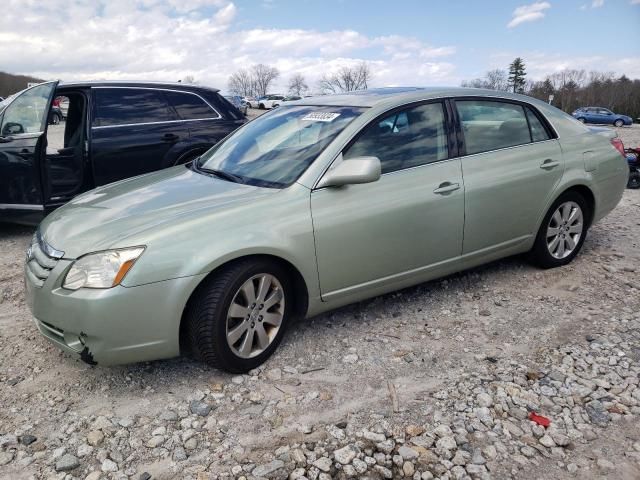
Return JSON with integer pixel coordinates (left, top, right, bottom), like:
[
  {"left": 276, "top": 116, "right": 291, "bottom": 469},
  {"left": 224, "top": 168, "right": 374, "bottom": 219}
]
[
  {"left": 164, "top": 89, "right": 233, "bottom": 162},
  {"left": 0, "top": 81, "right": 58, "bottom": 221},
  {"left": 455, "top": 98, "right": 563, "bottom": 254},
  {"left": 90, "top": 87, "right": 187, "bottom": 185}
]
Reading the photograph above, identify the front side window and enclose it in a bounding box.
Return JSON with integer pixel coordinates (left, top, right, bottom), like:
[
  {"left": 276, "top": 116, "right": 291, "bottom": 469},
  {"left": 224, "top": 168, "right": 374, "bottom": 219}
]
[
  {"left": 93, "top": 88, "right": 175, "bottom": 127},
  {"left": 198, "top": 105, "right": 364, "bottom": 188},
  {"left": 456, "top": 100, "right": 532, "bottom": 155},
  {"left": 343, "top": 102, "right": 448, "bottom": 174},
  {"left": 1, "top": 83, "right": 55, "bottom": 136},
  {"left": 165, "top": 90, "right": 217, "bottom": 120}
]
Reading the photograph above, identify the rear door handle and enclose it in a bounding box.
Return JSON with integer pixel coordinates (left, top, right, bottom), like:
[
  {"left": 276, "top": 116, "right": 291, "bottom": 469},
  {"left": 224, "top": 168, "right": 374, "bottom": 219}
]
[
  {"left": 540, "top": 159, "right": 560, "bottom": 170},
  {"left": 433, "top": 182, "right": 460, "bottom": 194},
  {"left": 162, "top": 133, "right": 179, "bottom": 142}
]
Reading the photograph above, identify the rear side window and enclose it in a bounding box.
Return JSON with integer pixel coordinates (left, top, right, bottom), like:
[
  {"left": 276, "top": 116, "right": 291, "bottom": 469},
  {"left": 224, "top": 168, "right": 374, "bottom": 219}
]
[
  {"left": 344, "top": 102, "right": 448, "bottom": 174},
  {"left": 165, "top": 90, "right": 218, "bottom": 120},
  {"left": 93, "top": 88, "right": 175, "bottom": 127},
  {"left": 456, "top": 100, "right": 531, "bottom": 155},
  {"left": 525, "top": 107, "right": 551, "bottom": 142}
]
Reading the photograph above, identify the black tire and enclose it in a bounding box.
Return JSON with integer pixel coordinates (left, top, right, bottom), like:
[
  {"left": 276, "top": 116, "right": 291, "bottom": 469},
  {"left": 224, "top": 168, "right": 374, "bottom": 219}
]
[
  {"left": 628, "top": 171, "right": 640, "bottom": 189},
  {"left": 614, "top": 119, "right": 624, "bottom": 127},
  {"left": 259, "top": 103, "right": 265, "bottom": 109},
  {"left": 577, "top": 117, "right": 586, "bottom": 123},
  {"left": 184, "top": 259, "right": 293, "bottom": 373},
  {"left": 529, "top": 191, "right": 590, "bottom": 269},
  {"left": 51, "top": 113, "right": 60, "bottom": 125}
]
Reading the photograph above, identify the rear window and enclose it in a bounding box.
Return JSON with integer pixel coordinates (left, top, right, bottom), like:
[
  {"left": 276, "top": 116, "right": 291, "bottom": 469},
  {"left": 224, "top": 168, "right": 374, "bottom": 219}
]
[
  {"left": 165, "top": 90, "right": 218, "bottom": 120},
  {"left": 93, "top": 88, "right": 176, "bottom": 127},
  {"left": 457, "top": 100, "right": 536, "bottom": 155}
]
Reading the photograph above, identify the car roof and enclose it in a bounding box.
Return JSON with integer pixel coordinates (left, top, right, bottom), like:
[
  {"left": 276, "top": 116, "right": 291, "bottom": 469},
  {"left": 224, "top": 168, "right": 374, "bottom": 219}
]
[
  {"left": 291, "top": 87, "right": 544, "bottom": 108},
  {"left": 57, "top": 80, "right": 219, "bottom": 93}
]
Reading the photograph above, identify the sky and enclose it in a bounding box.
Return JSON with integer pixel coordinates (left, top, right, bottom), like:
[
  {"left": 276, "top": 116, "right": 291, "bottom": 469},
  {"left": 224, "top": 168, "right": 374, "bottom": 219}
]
[{"left": 1, "top": 0, "right": 639, "bottom": 94}]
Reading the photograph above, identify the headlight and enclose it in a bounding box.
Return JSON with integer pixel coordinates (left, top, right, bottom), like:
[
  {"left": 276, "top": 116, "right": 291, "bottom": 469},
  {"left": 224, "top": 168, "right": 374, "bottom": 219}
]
[{"left": 63, "top": 247, "right": 145, "bottom": 290}]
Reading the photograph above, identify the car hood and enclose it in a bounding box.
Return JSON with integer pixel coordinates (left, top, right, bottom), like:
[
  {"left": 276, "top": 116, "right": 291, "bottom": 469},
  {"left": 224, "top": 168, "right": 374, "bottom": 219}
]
[{"left": 40, "top": 166, "right": 278, "bottom": 258}]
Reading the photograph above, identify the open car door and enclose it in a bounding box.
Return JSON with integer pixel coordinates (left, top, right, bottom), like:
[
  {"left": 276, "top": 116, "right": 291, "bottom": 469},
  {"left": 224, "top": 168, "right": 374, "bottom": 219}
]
[{"left": 0, "top": 81, "right": 59, "bottom": 224}]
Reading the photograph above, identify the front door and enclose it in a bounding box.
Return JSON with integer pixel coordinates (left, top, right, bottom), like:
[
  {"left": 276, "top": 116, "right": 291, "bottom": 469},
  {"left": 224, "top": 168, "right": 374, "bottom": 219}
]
[
  {"left": 311, "top": 101, "right": 464, "bottom": 301},
  {"left": 454, "top": 98, "right": 564, "bottom": 254},
  {"left": 0, "top": 81, "right": 58, "bottom": 222}
]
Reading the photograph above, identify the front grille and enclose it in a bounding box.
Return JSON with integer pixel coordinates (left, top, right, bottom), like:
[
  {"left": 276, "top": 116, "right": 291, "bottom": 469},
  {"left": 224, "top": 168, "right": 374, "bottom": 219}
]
[{"left": 25, "top": 233, "right": 63, "bottom": 288}]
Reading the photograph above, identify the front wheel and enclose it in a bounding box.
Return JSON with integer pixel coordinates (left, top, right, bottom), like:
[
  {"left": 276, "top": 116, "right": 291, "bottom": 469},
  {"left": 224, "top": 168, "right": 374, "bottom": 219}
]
[
  {"left": 184, "top": 259, "right": 292, "bottom": 372},
  {"left": 628, "top": 170, "right": 640, "bottom": 189},
  {"left": 529, "top": 191, "right": 589, "bottom": 269},
  {"left": 577, "top": 117, "right": 586, "bottom": 123},
  {"left": 614, "top": 119, "right": 624, "bottom": 127}
]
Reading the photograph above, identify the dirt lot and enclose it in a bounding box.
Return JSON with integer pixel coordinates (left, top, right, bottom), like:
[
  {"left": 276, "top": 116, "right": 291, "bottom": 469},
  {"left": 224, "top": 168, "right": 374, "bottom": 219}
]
[{"left": 1, "top": 125, "right": 639, "bottom": 480}]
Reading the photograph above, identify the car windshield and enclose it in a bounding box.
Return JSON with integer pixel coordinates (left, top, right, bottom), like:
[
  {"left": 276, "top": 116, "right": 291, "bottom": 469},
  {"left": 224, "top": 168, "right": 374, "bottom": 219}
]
[{"left": 197, "top": 105, "right": 365, "bottom": 188}]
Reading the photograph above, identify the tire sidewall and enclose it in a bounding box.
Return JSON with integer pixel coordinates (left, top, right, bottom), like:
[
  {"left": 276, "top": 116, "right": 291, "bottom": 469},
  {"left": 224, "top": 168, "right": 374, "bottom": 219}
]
[
  {"left": 532, "top": 191, "right": 589, "bottom": 268},
  {"left": 209, "top": 261, "right": 293, "bottom": 372},
  {"left": 628, "top": 171, "right": 640, "bottom": 189},
  {"left": 614, "top": 119, "right": 624, "bottom": 127}
]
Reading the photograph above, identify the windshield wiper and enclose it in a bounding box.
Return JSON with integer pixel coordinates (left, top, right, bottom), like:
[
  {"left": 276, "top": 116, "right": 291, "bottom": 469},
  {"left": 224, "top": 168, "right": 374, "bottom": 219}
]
[{"left": 200, "top": 167, "right": 246, "bottom": 184}]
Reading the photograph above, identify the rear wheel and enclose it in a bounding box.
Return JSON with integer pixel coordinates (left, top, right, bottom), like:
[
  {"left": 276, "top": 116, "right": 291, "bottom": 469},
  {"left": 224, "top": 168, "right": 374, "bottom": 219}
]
[
  {"left": 184, "top": 259, "right": 292, "bottom": 372},
  {"left": 529, "top": 191, "right": 589, "bottom": 269},
  {"left": 51, "top": 113, "right": 60, "bottom": 125},
  {"left": 614, "top": 119, "right": 624, "bottom": 127},
  {"left": 577, "top": 117, "right": 586, "bottom": 123},
  {"left": 259, "top": 103, "right": 265, "bottom": 109},
  {"left": 628, "top": 171, "right": 640, "bottom": 189}
]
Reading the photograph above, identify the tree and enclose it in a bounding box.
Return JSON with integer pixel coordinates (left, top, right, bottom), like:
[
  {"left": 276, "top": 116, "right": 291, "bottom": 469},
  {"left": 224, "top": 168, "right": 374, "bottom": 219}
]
[
  {"left": 182, "top": 75, "right": 196, "bottom": 84},
  {"left": 287, "top": 73, "right": 308, "bottom": 96},
  {"left": 318, "top": 62, "right": 372, "bottom": 94},
  {"left": 460, "top": 69, "right": 508, "bottom": 91},
  {"left": 508, "top": 57, "right": 526, "bottom": 93},
  {"left": 228, "top": 69, "right": 254, "bottom": 97},
  {"left": 251, "top": 64, "right": 279, "bottom": 97}
]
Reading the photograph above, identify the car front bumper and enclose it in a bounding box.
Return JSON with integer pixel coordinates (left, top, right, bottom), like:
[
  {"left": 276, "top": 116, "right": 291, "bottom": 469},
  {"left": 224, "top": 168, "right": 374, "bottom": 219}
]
[{"left": 25, "top": 257, "right": 207, "bottom": 365}]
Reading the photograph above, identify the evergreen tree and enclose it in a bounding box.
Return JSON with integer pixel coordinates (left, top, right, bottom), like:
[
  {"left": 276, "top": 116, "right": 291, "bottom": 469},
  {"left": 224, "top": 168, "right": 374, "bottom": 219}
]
[{"left": 508, "top": 57, "right": 527, "bottom": 93}]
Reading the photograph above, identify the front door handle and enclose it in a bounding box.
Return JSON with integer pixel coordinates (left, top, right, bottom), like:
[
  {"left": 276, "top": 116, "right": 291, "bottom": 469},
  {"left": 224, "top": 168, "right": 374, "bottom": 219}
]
[
  {"left": 433, "top": 182, "right": 460, "bottom": 195},
  {"left": 162, "top": 133, "right": 179, "bottom": 142},
  {"left": 540, "top": 159, "right": 560, "bottom": 170}
]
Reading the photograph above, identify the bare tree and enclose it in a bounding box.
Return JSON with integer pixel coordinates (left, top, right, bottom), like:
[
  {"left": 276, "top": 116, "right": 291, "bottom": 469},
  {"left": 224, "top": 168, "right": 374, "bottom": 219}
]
[
  {"left": 318, "top": 62, "right": 372, "bottom": 94},
  {"left": 182, "top": 75, "right": 197, "bottom": 84},
  {"left": 251, "top": 64, "right": 280, "bottom": 97},
  {"left": 228, "top": 69, "right": 254, "bottom": 97},
  {"left": 287, "top": 73, "right": 308, "bottom": 96},
  {"left": 461, "top": 69, "right": 508, "bottom": 91}
]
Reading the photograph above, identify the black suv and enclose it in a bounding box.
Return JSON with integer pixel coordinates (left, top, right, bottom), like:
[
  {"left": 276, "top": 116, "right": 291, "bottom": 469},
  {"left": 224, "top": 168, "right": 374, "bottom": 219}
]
[{"left": 0, "top": 81, "right": 245, "bottom": 224}]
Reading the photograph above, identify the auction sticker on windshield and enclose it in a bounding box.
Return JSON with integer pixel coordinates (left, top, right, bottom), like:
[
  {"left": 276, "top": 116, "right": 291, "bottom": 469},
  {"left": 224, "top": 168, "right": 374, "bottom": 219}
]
[{"left": 301, "top": 112, "right": 341, "bottom": 122}]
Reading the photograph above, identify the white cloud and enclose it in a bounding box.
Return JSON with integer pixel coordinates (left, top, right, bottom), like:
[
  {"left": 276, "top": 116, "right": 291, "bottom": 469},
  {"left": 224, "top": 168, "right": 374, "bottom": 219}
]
[
  {"left": 591, "top": 0, "right": 605, "bottom": 7},
  {"left": 0, "top": 0, "right": 460, "bottom": 93},
  {"left": 507, "top": 2, "right": 551, "bottom": 28}
]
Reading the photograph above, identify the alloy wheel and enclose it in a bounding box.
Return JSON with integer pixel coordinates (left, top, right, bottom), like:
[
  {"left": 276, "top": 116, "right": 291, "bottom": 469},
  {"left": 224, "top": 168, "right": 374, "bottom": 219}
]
[
  {"left": 546, "top": 201, "right": 583, "bottom": 259},
  {"left": 226, "top": 274, "right": 285, "bottom": 359}
]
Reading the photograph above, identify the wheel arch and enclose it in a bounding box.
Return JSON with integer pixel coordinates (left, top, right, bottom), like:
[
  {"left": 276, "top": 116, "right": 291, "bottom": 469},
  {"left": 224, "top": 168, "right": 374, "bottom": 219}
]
[
  {"left": 539, "top": 184, "right": 596, "bottom": 231},
  {"left": 179, "top": 253, "right": 310, "bottom": 353}
]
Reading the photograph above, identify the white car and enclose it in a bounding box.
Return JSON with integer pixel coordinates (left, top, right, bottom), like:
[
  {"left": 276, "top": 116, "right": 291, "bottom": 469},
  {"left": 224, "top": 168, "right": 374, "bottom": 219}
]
[{"left": 257, "top": 94, "right": 285, "bottom": 109}]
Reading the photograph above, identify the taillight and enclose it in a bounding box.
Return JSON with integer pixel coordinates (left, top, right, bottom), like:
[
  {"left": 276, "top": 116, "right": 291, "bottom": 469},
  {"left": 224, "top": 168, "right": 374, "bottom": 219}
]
[{"left": 611, "top": 137, "right": 626, "bottom": 158}]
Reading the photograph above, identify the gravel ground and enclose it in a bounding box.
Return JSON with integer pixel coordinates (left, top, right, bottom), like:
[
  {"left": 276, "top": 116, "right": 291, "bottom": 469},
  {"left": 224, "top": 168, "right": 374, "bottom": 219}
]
[{"left": 1, "top": 125, "right": 639, "bottom": 480}]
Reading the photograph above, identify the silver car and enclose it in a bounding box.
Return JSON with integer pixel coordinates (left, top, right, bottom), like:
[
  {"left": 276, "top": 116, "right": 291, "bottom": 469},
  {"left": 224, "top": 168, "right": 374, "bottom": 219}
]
[{"left": 25, "top": 87, "right": 628, "bottom": 372}]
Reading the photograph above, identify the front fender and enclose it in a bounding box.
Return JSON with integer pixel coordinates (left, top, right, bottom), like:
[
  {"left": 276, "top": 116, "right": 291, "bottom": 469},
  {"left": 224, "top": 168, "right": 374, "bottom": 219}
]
[{"left": 119, "top": 183, "right": 321, "bottom": 305}]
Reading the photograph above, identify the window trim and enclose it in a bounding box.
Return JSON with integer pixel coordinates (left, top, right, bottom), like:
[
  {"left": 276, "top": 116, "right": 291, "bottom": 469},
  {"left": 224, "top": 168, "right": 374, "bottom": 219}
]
[
  {"left": 90, "top": 86, "right": 221, "bottom": 129},
  {"left": 452, "top": 96, "right": 557, "bottom": 157}
]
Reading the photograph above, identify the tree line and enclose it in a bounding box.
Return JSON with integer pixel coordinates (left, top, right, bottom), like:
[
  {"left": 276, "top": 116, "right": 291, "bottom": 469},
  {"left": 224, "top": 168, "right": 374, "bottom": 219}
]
[
  {"left": 227, "top": 61, "right": 372, "bottom": 97},
  {"left": 462, "top": 58, "right": 640, "bottom": 120},
  {"left": 0, "top": 71, "right": 44, "bottom": 98}
]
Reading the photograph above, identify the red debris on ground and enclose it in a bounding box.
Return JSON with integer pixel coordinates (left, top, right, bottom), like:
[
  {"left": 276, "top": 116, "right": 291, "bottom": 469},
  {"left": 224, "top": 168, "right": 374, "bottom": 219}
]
[{"left": 529, "top": 411, "right": 551, "bottom": 427}]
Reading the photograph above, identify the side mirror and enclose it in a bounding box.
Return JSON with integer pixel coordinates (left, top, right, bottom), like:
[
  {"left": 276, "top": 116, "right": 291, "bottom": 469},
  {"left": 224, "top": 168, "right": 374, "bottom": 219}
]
[
  {"left": 2, "top": 122, "right": 24, "bottom": 136},
  {"left": 317, "top": 155, "right": 381, "bottom": 188}
]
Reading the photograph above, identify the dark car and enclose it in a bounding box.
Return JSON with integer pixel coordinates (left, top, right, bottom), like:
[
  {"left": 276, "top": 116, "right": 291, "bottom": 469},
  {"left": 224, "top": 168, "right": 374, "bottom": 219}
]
[
  {"left": 572, "top": 107, "right": 633, "bottom": 127},
  {"left": 223, "top": 95, "right": 248, "bottom": 115},
  {"left": 49, "top": 106, "right": 63, "bottom": 124},
  {"left": 0, "top": 81, "right": 245, "bottom": 224}
]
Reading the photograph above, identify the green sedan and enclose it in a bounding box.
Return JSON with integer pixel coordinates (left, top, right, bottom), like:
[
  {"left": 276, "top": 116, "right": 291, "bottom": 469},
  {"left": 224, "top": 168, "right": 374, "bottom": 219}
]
[{"left": 25, "top": 87, "right": 628, "bottom": 372}]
